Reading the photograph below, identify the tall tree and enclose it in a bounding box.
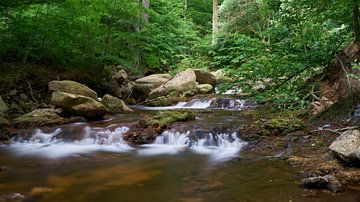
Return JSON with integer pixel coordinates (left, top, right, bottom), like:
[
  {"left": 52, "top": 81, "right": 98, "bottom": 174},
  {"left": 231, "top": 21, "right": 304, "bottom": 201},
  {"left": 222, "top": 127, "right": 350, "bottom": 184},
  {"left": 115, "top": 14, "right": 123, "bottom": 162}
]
[
  {"left": 353, "top": 0, "right": 360, "bottom": 41},
  {"left": 212, "top": 0, "right": 218, "bottom": 45}
]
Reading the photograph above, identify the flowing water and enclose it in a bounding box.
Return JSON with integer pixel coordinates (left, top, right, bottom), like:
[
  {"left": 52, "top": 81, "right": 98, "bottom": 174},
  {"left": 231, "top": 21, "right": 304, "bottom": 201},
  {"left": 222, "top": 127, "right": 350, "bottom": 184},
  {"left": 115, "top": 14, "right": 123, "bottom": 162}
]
[{"left": 0, "top": 98, "right": 359, "bottom": 202}]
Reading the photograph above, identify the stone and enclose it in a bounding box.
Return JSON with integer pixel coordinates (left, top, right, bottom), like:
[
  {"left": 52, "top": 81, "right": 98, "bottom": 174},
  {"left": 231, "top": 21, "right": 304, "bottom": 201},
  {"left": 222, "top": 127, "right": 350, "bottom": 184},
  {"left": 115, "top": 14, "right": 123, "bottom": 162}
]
[
  {"left": 49, "top": 80, "right": 97, "bottom": 99},
  {"left": 101, "top": 94, "right": 133, "bottom": 113},
  {"left": 149, "top": 69, "right": 196, "bottom": 99},
  {"left": 196, "top": 84, "right": 213, "bottom": 94},
  {"left": 257, "top": 117, "right": 304, "bottom": 136},
  {"left": 194, "top": 69, "right": 216, "bottom": 86},
  {"left": 0, "top": 96, "right": 8, "bottom": 117},
  {"left": 134, "top": 74, "right": 171, "bottom": 96},
  {"left": 13, "top": 109, "right": 62, "bottom": 128},
  {"left": 300, "top": 175, "right": 342, "bottom": 193},
  {"left": 145, "top": 95, "right": 187, "bottom": 107},
  {"left": 329, "top": 129, "right": 360, "bottom": 164},
  {"left": 211, "top": 69, "right": 232, "bottom": 84},
  {"left": 51, "top": 92, "right": 108, "bottom": 118},
  {"left": 209, "top": 98, "right": 243, "bottom": 110}
]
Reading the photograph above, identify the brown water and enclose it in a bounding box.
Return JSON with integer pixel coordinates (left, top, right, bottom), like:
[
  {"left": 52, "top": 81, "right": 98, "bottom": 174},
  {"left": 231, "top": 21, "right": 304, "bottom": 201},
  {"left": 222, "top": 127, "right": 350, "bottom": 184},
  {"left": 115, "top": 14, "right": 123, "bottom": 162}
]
[{"left": 1, "top": 102, "right": 359, "bottom": 202}]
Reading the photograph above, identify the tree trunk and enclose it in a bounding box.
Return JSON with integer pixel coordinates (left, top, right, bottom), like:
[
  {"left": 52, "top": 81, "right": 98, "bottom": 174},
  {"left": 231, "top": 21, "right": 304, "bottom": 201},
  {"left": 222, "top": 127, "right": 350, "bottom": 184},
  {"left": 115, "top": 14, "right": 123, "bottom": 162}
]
[
  {"left": 184, "top": 0, "right": 187, "bottom": 19},
  {"left": 212, "top": 0, "right": 218, "bottom": 45},
  {"left": 353, "top": 0, "right": 360, "bottom": 41},
  {"left": 142, "top": 0, "right": 150, "bottom": 22}
]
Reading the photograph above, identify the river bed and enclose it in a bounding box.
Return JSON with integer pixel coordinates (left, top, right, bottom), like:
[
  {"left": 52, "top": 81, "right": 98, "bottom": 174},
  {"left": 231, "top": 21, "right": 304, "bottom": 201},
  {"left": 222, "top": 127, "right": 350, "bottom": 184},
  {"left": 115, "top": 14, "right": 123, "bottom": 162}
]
[{"left": 0, "top": 99, "right": 359, "bottom": 201}]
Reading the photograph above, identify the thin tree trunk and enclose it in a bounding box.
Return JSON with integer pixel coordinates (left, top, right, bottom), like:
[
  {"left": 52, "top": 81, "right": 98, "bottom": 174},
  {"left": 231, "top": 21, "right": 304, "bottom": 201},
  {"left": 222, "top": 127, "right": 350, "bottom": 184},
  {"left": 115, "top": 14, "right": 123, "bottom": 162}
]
[
  {"left": 212, "top": 0, "right": 218, "bottom": 46},
  {"left": 353, "top": 0, "right": 360, "bottom": 41},
  {"left": 184, "top": 0, "right": 187, "bottom": 19}
]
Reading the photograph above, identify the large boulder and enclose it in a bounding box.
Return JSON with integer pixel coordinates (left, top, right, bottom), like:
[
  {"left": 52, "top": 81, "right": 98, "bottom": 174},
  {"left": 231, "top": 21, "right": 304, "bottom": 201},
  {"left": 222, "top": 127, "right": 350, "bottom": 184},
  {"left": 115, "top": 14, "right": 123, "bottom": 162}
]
[
  {"left": 194, "top": 70, "right": 216, "bottom": 86},
  {"left": 49, "top": 80, "right": 97, "bottom": 99},
  {"left": 51, "top": 92, "right": 108, "bottom": 118},
  {"left": 101, "top": 94, "right": 133, "bottom": 113},
  {"left": 149, "top": 69, "right": 196, "bottom": 99},
  {"left": 134, "top": 74, "right": 171, "bottom": 96},
  {"left": 0, "top": 96, "right": 8, "bottom": 117},
  {"left": 329, "top": 129, "right": 360, "bottom": 164},
  {"left": 110, "top": 69, "right": 134, "bottom": 99},
  {"left": 13, "top": 109, "right": 63, "bottom": 128},
  {"left": 196, "top": 84, "right": 213, "bottom": 94}
]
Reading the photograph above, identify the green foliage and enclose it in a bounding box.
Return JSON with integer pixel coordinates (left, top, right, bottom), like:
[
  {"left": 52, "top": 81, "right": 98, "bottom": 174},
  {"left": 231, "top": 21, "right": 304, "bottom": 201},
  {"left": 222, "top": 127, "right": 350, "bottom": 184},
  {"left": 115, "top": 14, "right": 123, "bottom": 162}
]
[
  {"left": 0, "top": 0, "right": 202, "bottom": 74},
  {"left": 209, "top": 0, "right": 355, "bottom": 108}
]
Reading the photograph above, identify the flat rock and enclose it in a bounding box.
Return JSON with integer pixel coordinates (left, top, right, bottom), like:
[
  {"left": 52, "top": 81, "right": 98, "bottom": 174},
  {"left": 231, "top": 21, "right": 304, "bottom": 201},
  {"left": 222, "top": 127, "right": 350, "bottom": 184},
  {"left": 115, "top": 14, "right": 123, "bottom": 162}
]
[
  {"left": 49, "top": 80, "right": 97, "bottom": 99},
  {"left": 13, "top": 108, "right": 63, "bottom": 128}
]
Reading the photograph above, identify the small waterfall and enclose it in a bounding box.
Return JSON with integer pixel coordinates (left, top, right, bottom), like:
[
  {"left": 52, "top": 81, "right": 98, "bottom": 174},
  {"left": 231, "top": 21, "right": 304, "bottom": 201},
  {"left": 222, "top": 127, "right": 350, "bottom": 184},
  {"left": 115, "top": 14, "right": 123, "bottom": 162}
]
[
  {"left": 8, "top": 126, "right": 133, "bottom": 158},
  {"left": 138, "top": 131, "right": 247, "bottom": 162},
  {"left": 8, "top": 127, "right": 246, "bottom": 162},
  {"left": 132, "top": 98, "right": 248, "bottom": 110}
]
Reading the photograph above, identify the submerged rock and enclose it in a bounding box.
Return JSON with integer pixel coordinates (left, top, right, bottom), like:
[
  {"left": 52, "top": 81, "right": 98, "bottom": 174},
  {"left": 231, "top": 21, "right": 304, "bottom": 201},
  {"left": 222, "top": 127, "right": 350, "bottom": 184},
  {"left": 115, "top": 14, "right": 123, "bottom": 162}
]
[
  {"left": 101, "top": 94, "right": 133, "bottom": 113},
  {"left": 194, "top": 69, "right": 216, "bottom": 86},
  {"left": 134, "top": 74, "right": 171, "bottom": 97},
  {"left": 51, "top": 92, "right": 108, "bottom": 118},
  {"left": 209, "top": 98, "right": 243, "bottom": 109},
  {"left": 124, "top": 111, "right": 195, "bottom": 145},
  {"left": 144, "top": 111, "right": 195, "bottom": 128},
  {"left": 149, "top": 69, "right": 196, "bottom": 99},
  {"left": 196, "top": 84, "right": 213, "bottom": 94},
  {"left": 49, "top": 80, "right": 98, "bottom": 99},
  {"left": 300, "top": 175, "right": 342, "bottom": 193},
  {"left": 13, "top": 108, "right": 63, "bottom": 128},
  {"left": 0, "top": 96, "right": 8, "bottom": 117},
  {"left": 329, "top": 129, "right": 360, "bottom": 164}
]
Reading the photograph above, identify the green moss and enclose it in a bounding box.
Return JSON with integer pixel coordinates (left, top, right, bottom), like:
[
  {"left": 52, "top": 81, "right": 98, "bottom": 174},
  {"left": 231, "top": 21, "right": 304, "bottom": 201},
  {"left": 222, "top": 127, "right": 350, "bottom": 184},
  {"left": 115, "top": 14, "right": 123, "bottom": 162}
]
[
  {"left": 145, "top": 95, "right": 187, "bottom": 107},
  {"left": 145, "top": 111, "right": 195, "bottom": 128},
  {"left": 13, "top": 109, "right": 62, "bottom": 127},
  {"left": 257, "top": 116, "right": 304, "bottom": 136}
]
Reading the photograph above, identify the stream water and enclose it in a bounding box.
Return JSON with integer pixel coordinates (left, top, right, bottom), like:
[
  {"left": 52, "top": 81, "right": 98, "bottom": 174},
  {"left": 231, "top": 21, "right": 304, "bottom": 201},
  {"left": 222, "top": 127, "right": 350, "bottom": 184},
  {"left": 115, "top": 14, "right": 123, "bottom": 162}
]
[{"left": 0, "top": 98, "right": 359, "bottom": 202}]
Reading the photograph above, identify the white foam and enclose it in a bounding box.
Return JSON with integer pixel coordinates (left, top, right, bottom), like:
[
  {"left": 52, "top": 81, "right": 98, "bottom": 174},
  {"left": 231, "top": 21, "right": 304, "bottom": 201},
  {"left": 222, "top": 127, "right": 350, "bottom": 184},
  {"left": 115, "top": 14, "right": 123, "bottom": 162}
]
[
  {"left": 8, "top": 127, "right": 133, "bottom": 158},
  {"left": 138, "top": 131, "right": 246, "bottom": 162}
]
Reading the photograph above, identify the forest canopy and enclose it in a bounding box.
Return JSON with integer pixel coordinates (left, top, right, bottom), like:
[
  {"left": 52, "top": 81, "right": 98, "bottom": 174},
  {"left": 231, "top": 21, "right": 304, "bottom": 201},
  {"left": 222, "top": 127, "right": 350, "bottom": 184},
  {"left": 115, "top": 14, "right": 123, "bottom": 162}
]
[{"left": 0, "top": 0, "right": 359, "bottom": 107}]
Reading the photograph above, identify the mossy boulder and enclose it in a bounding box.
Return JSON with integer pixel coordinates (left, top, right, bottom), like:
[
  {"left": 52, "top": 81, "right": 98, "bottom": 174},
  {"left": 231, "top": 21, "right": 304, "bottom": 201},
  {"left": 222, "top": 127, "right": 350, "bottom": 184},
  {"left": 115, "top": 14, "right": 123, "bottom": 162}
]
[
  {"left": 51, "top": 92, "right": 108, "bottom": 118},
  {"left": 13, "top": 109, "right": 63, "bottom": 128},
  {"left": 134, "top": 74, "right": 171, "bottom": 96},
  {"left": 145, "top": 95, "right": 187, "bottom": 107},
  {"left": 194, "top": 69, "right": 216, "bottom": 86},
  {"left": 149, "top": 69, "right": 196, "bottom": 99},
  {"left": 49, "top": 80, "right": 98, "bottom": 99},
  {"left": 0, "top": 96, "right": 8, "bottom": 117},
  {"left": 101, "top": 94, "right": 133, "bottom": 113},
  {"left": 196, "top": 84, "right": 213, "bottom": 94},
  {"left": 257, "top": 117, "right": 304, "bottom": 136},
  {"left": 144, "top": 111, "right": 195, "bottom": 128}
]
